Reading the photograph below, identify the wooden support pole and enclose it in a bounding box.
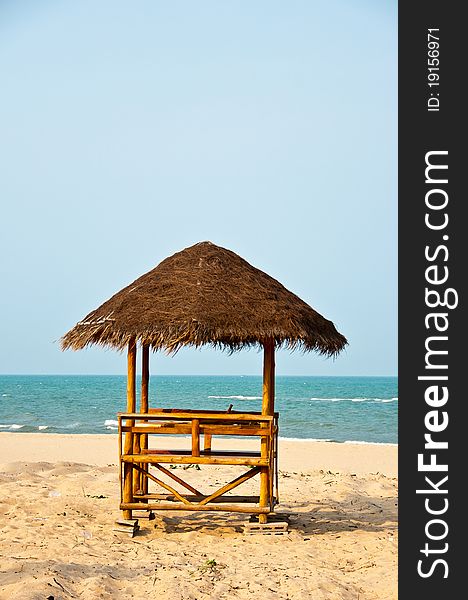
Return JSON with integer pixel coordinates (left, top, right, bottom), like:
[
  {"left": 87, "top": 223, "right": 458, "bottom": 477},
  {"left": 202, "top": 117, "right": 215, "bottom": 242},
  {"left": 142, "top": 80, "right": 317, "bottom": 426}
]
[
  {"left": 133, "top": 432, "right": 141, "bottom": 492},
  {"left": 262, "top": 338, "right": 275, "bottom": 416},
  {"left": 141, "top": 343, "right": 149, "bottom": 414},
  {"left": 259, "top": 338, "right": 275, "bottom": 523},
  {"left": 123, "top": 338, "right": 136, "bottom": 519},
  {"left": 192, "top": 419, "right": 200, "bottom": 457},
  {"left": 204, "top": 433, "right": 212, "bottom": 453},
  {"left": 140, "top": 344, "right": 150, "bottom": 495}
]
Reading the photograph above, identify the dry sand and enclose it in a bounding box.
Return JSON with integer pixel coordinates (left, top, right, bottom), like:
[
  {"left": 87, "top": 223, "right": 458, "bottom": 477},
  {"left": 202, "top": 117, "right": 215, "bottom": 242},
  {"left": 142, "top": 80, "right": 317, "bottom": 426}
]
[{"left": 0, "top": 434, "right": 397, "bottom": 600}]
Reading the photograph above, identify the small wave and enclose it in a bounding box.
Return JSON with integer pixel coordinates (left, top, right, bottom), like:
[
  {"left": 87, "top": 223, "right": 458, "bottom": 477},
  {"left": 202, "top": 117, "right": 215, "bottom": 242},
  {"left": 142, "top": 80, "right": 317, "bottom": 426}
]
[
  {"left": 106, "top": 426, "right": 118, "bottom": 430},
  {"left": 344, "top": 440, "right": 398, "bottom": 446},
  {"left": 0, "top": 423, "right": 24, "bottom": 430},
  {"left": 1, "top": 393, "right": 9, "bottom": 397},
  {"left": 104, "top": 419, "right": 119, "bottom": 427},
  {"left": 208, "top": 395, "right": 262, "bottom": 400},
  {"left": 310, "top": 397, "right": 398, "bottom": 403},
  {"left": 38, "top": 425, "right": 48, "bottom": 430},
  {"left": 279, "top": 437, "right": 334, "bottom": 442},
  {"left": 64, "top": 422, "right": 80, "bottom": 429},
  {"left": 278, "top": 437, "right": 397, "bottom": 445},
  {"left": 310, "top": 397, "right": 343, "bottom": 402}
]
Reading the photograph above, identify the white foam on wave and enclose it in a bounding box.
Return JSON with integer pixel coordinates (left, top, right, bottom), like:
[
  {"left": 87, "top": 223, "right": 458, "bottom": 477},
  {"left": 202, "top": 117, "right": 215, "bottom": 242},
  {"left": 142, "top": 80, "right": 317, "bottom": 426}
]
[
  {"left": 106, "top": 426, "right": 118, "bottom": 430},
  {"left": 104, "top": 419, "right": 119, "bottom": 427},
  {"left": 279, "top": 437, "right": 334, "bottom": 442},
  {"left": 9, "top": 424, "right": 24, "bottom": 430},
  {"left": 208, "top": 395, "right": 262, "bottom": 400},
  {"left": 279, "top": 437, "right": 397, "bottom": 445},
  {"left": 344, "top": 440, "right": 398, "bottom": 446},
  {"left": 38, "top": 425, "right": 48, "bottom": 430},
  {"left": 310, "top": 397, "right": 398, "bottom": 403},
  {"left": 309, "top": 397, "right": 343, "bottom": 402}
]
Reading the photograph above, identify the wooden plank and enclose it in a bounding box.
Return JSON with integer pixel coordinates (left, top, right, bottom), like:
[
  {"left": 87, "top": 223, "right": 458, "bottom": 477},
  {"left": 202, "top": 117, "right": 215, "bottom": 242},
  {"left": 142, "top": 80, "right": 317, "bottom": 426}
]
[
  {"left": 134, "top": 494, "right": 261, "bottom": 503},
  {"left": 199, "top": 467, "right": 261, "bottom": 505},
  {"left": 121, "top": 425, "right": 269, "bottom": 436},
  {"left": 191, "top": 419, "right": 200, "bottom": 457},
  {"left": 148, "top": 408, "right": 262, "bottom": 416},
  {"left": 144, "top": 449, "right": 262, "bottom": 457},
  {"left": 118, "top": 412, "right": 273, "bottom": 422},
  {"left": 202, "top": 425, "right": 268, "bottom": 436},
  {"left": 121, "top": 454, "right": 268, "bottom": 466},
  {"left": 122, "top": 425, "right": 192, "bottom": 434},
  {"left": 120, "top": 502, "right": 270, "bottom": 514}
]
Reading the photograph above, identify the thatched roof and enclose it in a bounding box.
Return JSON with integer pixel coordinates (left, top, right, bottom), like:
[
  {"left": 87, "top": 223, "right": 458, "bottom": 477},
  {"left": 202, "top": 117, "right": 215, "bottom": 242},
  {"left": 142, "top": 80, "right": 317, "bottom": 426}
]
[{"left": 61, "top": 241, "right": 347, "bottom": 356}]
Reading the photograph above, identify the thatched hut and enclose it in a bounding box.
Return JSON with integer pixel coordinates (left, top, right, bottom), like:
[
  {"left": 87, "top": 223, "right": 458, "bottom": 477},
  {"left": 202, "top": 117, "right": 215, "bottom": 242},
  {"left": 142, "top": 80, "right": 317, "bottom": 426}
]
[{"left": 62, "top": 241, "right": 347, "bottom": 525}]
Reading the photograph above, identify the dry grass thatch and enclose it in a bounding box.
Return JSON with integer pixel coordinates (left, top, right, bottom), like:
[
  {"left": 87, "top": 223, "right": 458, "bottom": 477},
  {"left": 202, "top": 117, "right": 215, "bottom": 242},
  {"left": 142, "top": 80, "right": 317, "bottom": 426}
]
[{"left": 61, "top": 241, "right": 347, "bottom": 356}]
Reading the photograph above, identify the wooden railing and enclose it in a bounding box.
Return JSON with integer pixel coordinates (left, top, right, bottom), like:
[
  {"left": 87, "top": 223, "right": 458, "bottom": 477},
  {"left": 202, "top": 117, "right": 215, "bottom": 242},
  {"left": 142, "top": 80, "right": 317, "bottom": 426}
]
[{"left": 118, "top": 409, "right": 278, "bottom": 517}]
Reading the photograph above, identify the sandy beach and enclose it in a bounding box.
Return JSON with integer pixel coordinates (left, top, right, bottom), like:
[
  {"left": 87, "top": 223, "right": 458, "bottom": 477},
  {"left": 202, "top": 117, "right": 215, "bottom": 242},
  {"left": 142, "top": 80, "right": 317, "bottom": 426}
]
[{"left": 0, "top": 434, "right": 397, "bottom": 599}]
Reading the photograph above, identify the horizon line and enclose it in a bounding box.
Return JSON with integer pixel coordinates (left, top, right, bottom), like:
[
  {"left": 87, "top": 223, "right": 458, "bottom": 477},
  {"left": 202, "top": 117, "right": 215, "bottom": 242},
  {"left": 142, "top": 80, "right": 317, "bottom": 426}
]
[{"left": 0, "top": 373, "right": 397, "bottom": 378}]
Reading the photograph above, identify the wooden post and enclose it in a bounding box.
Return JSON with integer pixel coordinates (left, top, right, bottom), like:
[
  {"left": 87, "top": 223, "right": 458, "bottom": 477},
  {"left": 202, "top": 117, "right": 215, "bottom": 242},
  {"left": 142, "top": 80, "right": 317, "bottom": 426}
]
[
  {"left": 123, "top": 338, "right": 136, "bottom": 519},
  {"left": 204, "top": 433, "right": 212, "bottom": 453},
  {"left": 140, "top": 344, "right": 150, "bottom": 496},
  {"left": 133, "top": 433, "right": 141, "bottom": 494},
  {"left": 192, "top": 419, "right": 200, "bottom": 457},
  {"left": 259, "top": 338, "right": 275, "bottom": 523},
  {"left": 141, "top": 343, "right": 149, "bottom": 414}
]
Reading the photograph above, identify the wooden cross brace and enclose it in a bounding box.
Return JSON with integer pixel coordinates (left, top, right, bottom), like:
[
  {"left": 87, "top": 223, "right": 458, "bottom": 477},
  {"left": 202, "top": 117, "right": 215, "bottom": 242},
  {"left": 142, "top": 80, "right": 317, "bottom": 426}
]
[{"left": 130, "top": 462, "right": 262, "bottom": 507}]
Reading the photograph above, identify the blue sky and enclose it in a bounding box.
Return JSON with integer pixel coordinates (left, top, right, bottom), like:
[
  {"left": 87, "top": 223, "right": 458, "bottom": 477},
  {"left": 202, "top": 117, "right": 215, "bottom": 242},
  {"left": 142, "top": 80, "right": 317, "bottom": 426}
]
[{"left": 0, "top": 1, "right": 397, "bottom": 376}]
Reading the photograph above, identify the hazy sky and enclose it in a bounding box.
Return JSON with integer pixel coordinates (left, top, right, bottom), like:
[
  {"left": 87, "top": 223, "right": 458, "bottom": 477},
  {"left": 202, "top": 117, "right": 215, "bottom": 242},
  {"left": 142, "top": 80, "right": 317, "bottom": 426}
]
[{"left": 0, "top": 1, "right": 396, "bottom": 376}]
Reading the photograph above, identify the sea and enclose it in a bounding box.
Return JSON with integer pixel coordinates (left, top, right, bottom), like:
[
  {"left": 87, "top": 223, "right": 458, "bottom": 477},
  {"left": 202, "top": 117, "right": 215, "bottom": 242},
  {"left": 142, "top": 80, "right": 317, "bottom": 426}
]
[
  {"left": 0, "top": 375, "right": 397, "bottom": 444},
  {"left": 0, "top": 375, "right": 398, "bottom": 444}
]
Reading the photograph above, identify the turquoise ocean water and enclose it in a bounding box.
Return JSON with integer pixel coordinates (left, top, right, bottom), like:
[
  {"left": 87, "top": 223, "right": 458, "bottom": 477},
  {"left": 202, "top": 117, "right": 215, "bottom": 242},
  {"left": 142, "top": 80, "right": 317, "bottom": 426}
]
[{"left": 0, "top": 376, "right": 397, "bottom": 444}]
